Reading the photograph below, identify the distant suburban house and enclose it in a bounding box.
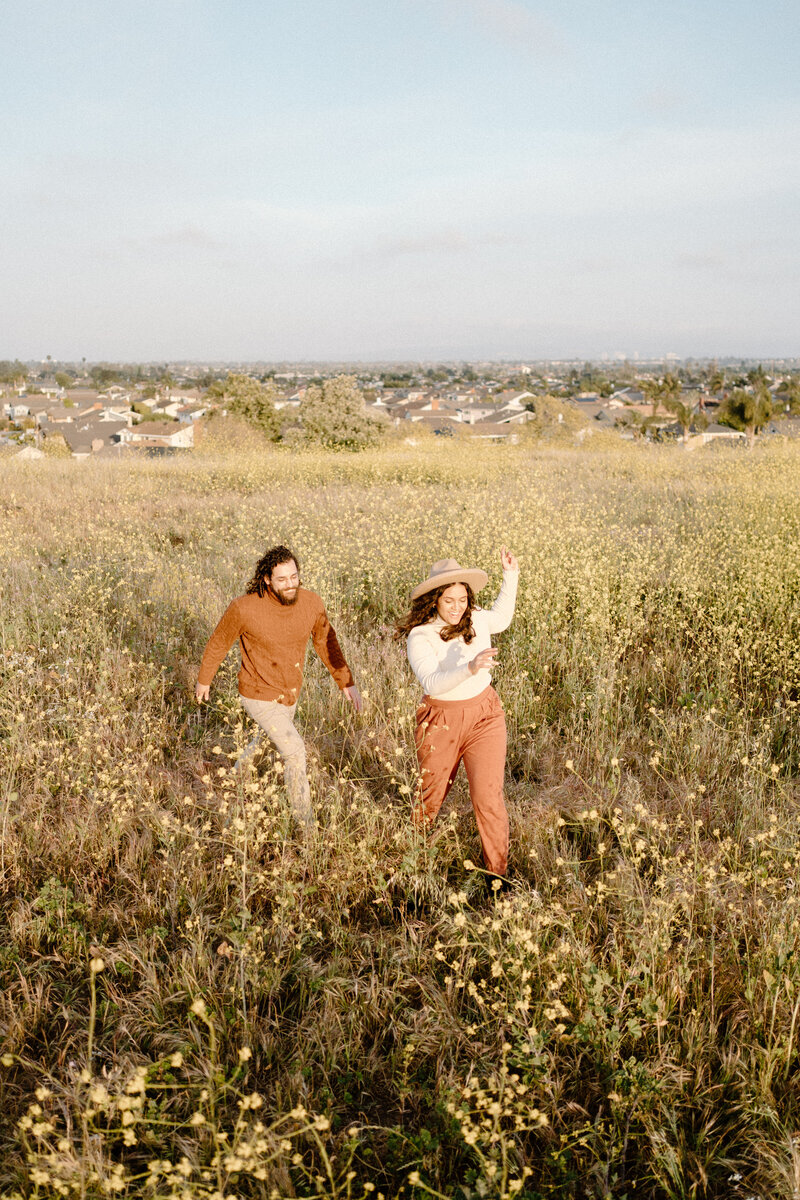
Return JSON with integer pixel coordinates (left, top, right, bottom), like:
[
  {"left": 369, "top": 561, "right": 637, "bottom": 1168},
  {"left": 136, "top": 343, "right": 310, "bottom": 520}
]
[
  {"left": 103, "top": 385, "right": 133, "bottom": 403},
  {"left": 405, "top": 412, "right": 461, "bottom": 431},
  {"left": 466, "top": 421, "right": 520, "bottom": 443},
  {"left": 685, "top": 422, "right": 747, "bottom": 450},
  {"left": 176, "top": 404, "right": 208, "bottom": 424},
  {"left": 4, "top": 400, "right": 35, "bottom": 420},
  {"left": 456, "top": 405, "right": 496, "bottom": 425},
  {"left": 492, "top": 409, "right": 535, "bottom": 427},
  {"left": 403, "top": 393, "right": 443, "bottom": 413},
  {"left": 65, "top": 389, "right": 102, "bottom": 409},
  {"left": 119, "top": 422, "right": 194, "bottom": 449},
  {"left": 151, "top": 400, "right": 183, "bottom": 418},
  {"left": 52, "top": 430, "right": 108, "bottom": 458},
  {"left": 493, "top": 390, "right": 535, "bottom": 410},
  {"left": 764, "top": 416, "right": 800, "bottom": 438},
  {"left": 39, "top": 405, "right": 78, "bottom": 425},
  {"left": 42, "top": 411, "right": 130, "bottom": 457},
  {"left": 166, "top": 388, "right": 202, "bottom": 404},
  {"left": 96, "top": 405, "right": 134, "bottom": 424},
  {"left": 609, "top": 387, "right": 645, "bottom": 405},
  {"left": 566, "top": 400, "right": 607, "bottom": 422},
  {"left": 394, "top": 400, "right": 460, "bottom": 424}
]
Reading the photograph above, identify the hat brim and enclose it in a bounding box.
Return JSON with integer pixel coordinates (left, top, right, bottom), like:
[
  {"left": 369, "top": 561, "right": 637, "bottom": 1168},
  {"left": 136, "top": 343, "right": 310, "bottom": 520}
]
[{"left": 410, "top": 567, "right": 489, "bottom": 601}]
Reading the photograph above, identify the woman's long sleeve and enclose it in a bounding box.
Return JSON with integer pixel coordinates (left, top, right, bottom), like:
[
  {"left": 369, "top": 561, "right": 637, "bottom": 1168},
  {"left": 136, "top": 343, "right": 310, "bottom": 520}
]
[{"left": 485, "top": 569, "right": 519, "bottom": 634}]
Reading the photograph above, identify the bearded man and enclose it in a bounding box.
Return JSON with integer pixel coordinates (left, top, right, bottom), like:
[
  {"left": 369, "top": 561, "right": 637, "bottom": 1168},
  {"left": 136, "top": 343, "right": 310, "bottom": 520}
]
[{"left": 196, "top": 545, "right": 362, "bottom": 827}]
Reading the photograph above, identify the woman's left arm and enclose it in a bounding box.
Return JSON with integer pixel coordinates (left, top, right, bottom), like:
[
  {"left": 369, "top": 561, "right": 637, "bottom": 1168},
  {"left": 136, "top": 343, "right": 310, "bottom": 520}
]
[{"left": 486, "top": 547, "right": 519, "bottom": 634}]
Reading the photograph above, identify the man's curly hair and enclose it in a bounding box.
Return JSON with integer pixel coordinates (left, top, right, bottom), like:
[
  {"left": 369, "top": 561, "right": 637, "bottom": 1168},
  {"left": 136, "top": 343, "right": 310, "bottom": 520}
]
[
  {"left": 394, "top": 582, "right": 477, "bottom": 644},
  {"left": 246, "top": 546, "right": 300, "bottom": 597}
]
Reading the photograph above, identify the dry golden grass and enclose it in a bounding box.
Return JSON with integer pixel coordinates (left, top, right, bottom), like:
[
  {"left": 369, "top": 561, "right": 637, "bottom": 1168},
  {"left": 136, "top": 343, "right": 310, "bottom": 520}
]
[{"left": 2, "top": 437, "right": 800, "bottom": 1198}]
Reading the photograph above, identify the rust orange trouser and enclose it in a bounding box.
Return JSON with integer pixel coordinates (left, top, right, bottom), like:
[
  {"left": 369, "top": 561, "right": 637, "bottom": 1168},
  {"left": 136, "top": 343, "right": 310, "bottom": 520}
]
[{"left": 413, "top": 686, "right": 509, "bottom": 875}]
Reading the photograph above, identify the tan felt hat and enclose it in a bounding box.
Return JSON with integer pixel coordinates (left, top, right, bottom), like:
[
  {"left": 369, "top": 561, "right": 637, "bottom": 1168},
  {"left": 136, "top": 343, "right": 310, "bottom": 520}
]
[{"left": 410, "top": 558, "right": 488, "bottom": 601}]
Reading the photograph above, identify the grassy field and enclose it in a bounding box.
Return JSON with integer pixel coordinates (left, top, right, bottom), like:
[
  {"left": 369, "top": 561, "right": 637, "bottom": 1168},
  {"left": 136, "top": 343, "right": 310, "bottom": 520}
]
[{"left": 3, "top": 437, "right": 800, "bottom": 1199}]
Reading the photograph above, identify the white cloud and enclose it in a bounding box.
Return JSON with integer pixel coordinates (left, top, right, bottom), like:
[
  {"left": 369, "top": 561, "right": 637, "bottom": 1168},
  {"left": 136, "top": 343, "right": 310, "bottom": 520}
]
[
  {"left": 145, "top": 225, "right": 223, "bottom": 250},
  {"left": 341, "top": 227, "right": 522, "bottom": 266},
  {"left": 422, "top": 0, "right": 562, "bottom": 57},
  {"left": 675, "top": 253, "right": 724, "bottom": 271},
  {"left": 639, "top": 87, "right": 688, "bottom": 116}
]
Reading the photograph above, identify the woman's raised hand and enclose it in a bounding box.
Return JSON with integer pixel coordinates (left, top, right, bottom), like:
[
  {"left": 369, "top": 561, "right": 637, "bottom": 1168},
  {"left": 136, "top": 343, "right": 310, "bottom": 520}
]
[
  {"left": 469, "top": 647, "right": 499, "bottom": 675},
  {"left": 501, "top": 546, "right": 519, "bottom": 572}
]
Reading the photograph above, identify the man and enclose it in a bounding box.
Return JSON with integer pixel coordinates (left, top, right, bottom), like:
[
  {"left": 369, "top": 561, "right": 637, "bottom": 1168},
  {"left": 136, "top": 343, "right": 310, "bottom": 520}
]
[{"left": 196, "top": 545, "right": 362, "bottom": 827}]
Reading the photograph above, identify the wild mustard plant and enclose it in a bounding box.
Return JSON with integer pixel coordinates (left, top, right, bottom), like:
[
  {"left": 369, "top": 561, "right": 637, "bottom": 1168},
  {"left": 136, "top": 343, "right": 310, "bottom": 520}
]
[{"left": 3, "top": 439, "right": 800, "bottom": 1195}]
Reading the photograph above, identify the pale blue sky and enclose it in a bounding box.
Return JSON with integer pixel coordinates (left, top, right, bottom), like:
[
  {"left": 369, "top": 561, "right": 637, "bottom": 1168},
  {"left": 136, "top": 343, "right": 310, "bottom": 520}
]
[{"left": 2, "top": 0, "right": 798, "bottom": 360}]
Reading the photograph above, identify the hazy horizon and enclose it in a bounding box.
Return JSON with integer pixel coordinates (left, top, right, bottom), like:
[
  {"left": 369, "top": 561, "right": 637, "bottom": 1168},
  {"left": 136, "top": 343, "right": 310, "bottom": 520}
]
[{"left": 10, "top": 355, "right": 800, "bottom": 373}]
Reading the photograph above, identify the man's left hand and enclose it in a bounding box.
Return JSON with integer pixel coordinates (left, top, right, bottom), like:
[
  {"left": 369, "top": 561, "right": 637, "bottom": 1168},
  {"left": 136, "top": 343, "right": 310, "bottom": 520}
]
[{"left": 343, "top": 684, "right": 364, "bottom": 712}]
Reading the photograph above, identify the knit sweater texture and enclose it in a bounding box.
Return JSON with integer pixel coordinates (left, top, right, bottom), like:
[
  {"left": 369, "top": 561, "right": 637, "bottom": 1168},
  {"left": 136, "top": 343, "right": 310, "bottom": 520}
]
[
  {"left": 406, "top": 569, "right": 518, "bottom": 700},
  {"left": 197, "top": 587, "right": 354, "bottom": 704}
]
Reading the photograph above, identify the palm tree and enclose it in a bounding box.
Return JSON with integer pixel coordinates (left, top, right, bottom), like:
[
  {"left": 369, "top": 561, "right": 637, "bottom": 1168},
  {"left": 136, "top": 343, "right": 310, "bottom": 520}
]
[
  {"left": 782, "top": 378, "right": 800, "bottom": 414},
  {"left": 704, "top": 366, "right": 724, "bottom": 400},
  {"left": 665, "top": 391, "right": 708, "bottom": 445},
  {"left": 639, "top": 379, "right": 662, "bottom": 417},
  {"left": 719, "top": 386, "right": 773, "bottom": 448},
  {"left": 618, "top": 409, "right": 653, "bottom": 440}
]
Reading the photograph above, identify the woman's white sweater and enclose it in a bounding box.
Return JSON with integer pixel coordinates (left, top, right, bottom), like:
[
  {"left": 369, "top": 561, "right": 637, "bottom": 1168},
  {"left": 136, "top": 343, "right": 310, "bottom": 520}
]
[{"left": 406, "top": 570, "right": 519, "bottom": 700}]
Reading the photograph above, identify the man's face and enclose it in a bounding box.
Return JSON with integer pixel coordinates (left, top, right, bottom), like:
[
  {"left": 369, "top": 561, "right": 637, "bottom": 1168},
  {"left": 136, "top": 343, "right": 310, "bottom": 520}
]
[{"left": 269, "top": 559, "right": 300, "bottom": 605}]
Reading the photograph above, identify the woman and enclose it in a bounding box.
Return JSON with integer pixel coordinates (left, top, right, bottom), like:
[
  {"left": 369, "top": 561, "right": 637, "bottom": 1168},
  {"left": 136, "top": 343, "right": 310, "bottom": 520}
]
[{"left": 396, "top": 548, "right": 519, "bottom": 877}]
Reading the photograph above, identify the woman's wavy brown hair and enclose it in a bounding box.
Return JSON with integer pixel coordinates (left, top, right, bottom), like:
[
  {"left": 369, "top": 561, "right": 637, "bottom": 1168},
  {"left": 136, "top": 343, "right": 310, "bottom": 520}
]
[{"left": 394, "top": 582, "right": 477, "bottom": 644}]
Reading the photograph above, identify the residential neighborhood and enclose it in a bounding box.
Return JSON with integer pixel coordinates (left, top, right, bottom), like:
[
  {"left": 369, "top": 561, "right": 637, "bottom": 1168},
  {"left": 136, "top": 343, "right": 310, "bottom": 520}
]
[
  {"left": 2, "top": 357, "right": 800, "bottom": 458},
  {"left": 0, "top": 379, "right": 207, "bottom": 458}
]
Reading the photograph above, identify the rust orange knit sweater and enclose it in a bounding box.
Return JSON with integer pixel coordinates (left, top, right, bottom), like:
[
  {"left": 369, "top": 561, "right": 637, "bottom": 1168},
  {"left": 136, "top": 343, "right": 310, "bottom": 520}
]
[{"left": 197, "top": 587, "right": 354, "bottom": 704}]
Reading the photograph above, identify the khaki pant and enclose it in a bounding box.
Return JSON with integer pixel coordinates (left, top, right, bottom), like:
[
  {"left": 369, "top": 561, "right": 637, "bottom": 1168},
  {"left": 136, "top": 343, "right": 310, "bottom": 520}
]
[
  {"left": 414, "top": 686, "right": 509, "bottom": 875},
  {"left": 237, "top": 696, "right": 313, "bottom": 827}
]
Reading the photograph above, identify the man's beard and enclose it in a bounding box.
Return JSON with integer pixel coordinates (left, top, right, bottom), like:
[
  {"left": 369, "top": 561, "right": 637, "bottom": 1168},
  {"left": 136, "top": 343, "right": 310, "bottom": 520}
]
[{"left": 269, "top": 585, "right": 299, "bottom": 606}]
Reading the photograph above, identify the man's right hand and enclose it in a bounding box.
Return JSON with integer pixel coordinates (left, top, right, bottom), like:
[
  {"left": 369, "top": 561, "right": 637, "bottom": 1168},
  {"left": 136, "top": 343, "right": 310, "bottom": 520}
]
[
  {"left": 195, "top": 683, "right": 210, "bottom": 702},
  {"left": 343, "top": 684, "right": 364, "bottom": 712}
]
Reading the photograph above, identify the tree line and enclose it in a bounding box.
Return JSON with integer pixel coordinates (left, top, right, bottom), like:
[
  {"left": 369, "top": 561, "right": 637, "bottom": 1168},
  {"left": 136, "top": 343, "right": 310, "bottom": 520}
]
[{"left": 211, "top": 373, "right": 386, "bottom": 450}]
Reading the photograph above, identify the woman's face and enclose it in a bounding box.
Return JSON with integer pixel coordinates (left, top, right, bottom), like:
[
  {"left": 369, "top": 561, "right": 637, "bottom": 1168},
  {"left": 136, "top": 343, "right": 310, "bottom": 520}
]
[{"left": 436, "top": 583, "right": 469, "bottom": 626}]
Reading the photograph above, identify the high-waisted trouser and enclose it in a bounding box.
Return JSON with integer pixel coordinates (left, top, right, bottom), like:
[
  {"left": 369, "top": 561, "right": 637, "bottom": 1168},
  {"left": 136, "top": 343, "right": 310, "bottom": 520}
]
[
  {"left": 237, "top": 695, "right": 313, "bottom": 827},
  {"left": 413, "top": 686, "right": 508, "bottom": 875}
]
